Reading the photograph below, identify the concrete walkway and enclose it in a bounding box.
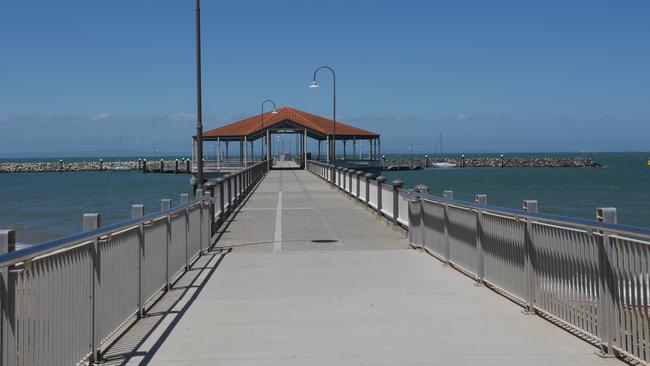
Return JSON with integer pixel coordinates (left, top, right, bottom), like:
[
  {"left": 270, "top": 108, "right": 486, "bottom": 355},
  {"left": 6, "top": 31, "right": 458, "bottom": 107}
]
[{"left": 104, "top": 170, "right": 622, "bottom": 365}]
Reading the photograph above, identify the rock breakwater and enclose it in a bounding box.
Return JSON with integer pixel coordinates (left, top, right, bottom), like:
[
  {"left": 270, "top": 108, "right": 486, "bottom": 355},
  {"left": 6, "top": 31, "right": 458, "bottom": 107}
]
[{"left": 0, "top": 160, "right": 192, "bottom": 173}]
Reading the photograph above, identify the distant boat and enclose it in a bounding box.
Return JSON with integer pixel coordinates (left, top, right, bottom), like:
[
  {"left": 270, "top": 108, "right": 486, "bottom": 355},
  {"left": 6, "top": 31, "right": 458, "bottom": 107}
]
[{"left": 428, "top": 133, "right": 456, "bottom": 169}]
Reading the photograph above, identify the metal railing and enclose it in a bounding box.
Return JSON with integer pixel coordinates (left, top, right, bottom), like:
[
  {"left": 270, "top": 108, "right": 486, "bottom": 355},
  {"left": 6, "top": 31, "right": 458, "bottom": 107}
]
[
  {"left": 306, "top": 159, "right": 650, "bottom": 365},
  {"left": 0, "top": 161, "right": 268, "bottom": 365}
]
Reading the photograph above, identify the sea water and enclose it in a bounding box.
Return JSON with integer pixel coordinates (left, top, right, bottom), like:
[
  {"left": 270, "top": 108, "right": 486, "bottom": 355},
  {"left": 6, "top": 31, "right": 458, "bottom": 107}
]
[
  {"left": 0, "top": 152, "right": 648, "bottom": 244},
  {"left": 383, "top": 152, "right": 650, "bottom": 227},
  {"left": 0, "top": 170, "right": 190, "bottom": 244}
]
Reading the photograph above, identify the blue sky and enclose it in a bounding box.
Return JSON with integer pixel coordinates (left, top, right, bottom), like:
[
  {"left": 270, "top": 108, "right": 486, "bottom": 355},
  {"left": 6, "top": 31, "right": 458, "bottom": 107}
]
[{"left": 1, "top": 0, "right": 648, "bottom": 155}]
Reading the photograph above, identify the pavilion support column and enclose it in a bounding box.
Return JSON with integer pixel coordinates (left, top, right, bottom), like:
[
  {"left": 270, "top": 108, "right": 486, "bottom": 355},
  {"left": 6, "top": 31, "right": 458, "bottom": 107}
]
[
  {"left": 266, "top": 130, "right": 271, "bottom": 170},
  {"left": 192, "top": 138, "right": 197, "bottom": 165},
  {"left": 225, "top": 142, "right": 229, "bottom": 165},
  {"left": 243, "top": 137, "right": 247, "bottom": 167},
  {"left": 373, "top": 139, "right": 377, "bottom": 160},
  {"left": 353, "top": 137, "right": 356, "bottom": 161},
  {"left": 377, "top": 138, "right": 381, "bottom": 158},
  {"left": 343, "top": 140, "right": 347, "bottom": 161},
  {"left": 318, "top": 140, "right": 321, "bottom": 161},
  {"left": 217, "top": 137, "right": 221, "bottom": 169},
  {"left": 326, "top": 136, "right": 330, "bottom": 164},
  {"left": 239, "top": 140, "right": 244, "bottom": 166},
  {"left": 303, "top": 129, "right": 307, "bottom": 170},
  {"left": 250, "top": 139, "right": 254, "bottom": 162}
]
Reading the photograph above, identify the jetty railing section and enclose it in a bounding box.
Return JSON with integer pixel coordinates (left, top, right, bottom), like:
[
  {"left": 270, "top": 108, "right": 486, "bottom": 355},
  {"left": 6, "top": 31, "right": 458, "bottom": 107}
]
[
  {"left": 306, "top": 159, "right": 650, "bottom": 365},
  {"left": 0, "top": 161, "right": 268, "bottom": 366}
]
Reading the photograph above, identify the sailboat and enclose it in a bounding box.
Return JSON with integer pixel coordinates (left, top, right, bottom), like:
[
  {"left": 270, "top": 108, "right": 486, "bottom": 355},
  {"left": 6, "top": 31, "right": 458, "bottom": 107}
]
[{"left": 428, "top": 133, "right": 456, "bottom": 168}]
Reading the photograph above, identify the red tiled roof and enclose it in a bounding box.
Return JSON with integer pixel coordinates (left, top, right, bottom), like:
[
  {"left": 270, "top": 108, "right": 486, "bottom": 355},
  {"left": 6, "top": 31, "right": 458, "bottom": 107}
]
[{"left": 202, "top": 106, "right": 378, "bottom": 139}]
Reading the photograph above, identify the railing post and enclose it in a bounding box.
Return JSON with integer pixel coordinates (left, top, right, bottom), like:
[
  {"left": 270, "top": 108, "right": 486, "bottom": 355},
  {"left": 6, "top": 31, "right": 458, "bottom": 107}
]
[
  {"left": 204, "top": 182, "right": 216, "bottom": 235},
  {"left": 391, "top": 180, "right": 404, "bottom": 225},
  {"left": 348, "top": 169, "right": 353, "bottom": 195},
  {"left": 596, "top": 207, "right": 617, "bottom": 357},
  {"left": 225, "top": 174, "right": 232, "bottom": 212},
  {"left": 413, "top": 185, "right": 429, "bottom": 247},
  {"left": 325, "top": 165, "right": 336, "bottom": 185},
  {"left": 364, "top": 173, "right": 374, "bottom": 207},
  {"left": 355, "top": 171, "right": 363, "bottom": 201},
  {"left": 232, "top": 174, "right": 238, "bottom": 203},
  {"left": 1, "top": 229, "right": 17, "bottom": 365},
  {"left": 522, "top": 200, "right": 537, "bottom": 314},
  {"left": 216, "top": 178, "right": 225, "bottom": 225},
  {"left": 239, "top": 172, "right": 243, "bottom": 198},
  {"left": 203, "top": 191, "right": 212, "bottom": 252},
  {"left": 376, "top": 176, "right": 386, "bottom": 213},
  {"left": 474, "top": 195, "right": 486, "bottom": 285},
  {"left": 443, "top": 190, "right": 453, "bottom": 265},
  {"left": 337, "top": 167, "right": 343, "bottom": 189},
  {"left": 132, "top": 204, "right": 145, "bottom": 317},
  {"left": 195, "top": 188, "right": 204, "bottom": 256},
  {"left": 84, "top": 213, "right": 101, "bottom": 363},
  {"left": 161, "top": 199, "right": 172, "bottom": 291},
  {"left": 180, "top": 194, "right": 190, "bottom": 270}
]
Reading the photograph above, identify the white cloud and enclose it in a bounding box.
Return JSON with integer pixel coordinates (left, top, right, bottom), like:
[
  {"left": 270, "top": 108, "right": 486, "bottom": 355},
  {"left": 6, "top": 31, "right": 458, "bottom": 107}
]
[
  {"left": 456, "top": 113, "right": 507, "bottom": 122},
  {"left": 91, "top": 113, "right": 111, "bottom": 120}
]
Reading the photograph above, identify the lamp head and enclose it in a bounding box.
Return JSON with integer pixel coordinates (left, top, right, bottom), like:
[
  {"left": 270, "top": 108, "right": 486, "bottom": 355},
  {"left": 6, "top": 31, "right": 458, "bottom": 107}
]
[{"left": 309, "top": 80, "right": 319, "bottom": 89}]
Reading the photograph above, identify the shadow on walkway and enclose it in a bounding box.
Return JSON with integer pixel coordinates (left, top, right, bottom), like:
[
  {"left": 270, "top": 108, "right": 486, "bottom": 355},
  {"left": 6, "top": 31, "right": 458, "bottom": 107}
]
[{"left": 97, "top": 173, "right": 267, "bottom": 365}]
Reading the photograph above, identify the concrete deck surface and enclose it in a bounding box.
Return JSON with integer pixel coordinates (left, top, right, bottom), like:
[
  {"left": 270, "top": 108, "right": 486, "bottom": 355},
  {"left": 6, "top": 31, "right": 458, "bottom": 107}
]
[{"left": 103, "top": 170, "right": 622, "bottom": 365}]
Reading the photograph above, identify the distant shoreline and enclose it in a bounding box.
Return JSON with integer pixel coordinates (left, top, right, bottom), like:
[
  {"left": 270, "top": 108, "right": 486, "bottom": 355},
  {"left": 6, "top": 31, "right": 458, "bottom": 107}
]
[
  {"left": 0, "top": 155, "right": 604, "bottom": 173},
  {"left": 0, "top": 159, "right": 192, "bottom": 173}
]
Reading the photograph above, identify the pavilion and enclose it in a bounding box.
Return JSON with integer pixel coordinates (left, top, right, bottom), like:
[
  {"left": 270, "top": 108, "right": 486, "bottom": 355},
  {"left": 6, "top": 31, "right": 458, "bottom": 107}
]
[{"left": 192, "top": 106, "right": 381, "bottom": 173}]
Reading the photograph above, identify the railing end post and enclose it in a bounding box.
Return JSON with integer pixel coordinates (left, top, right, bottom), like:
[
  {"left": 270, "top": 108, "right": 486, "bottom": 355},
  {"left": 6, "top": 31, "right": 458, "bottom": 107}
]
[
  {"left": 0, "top": 229, "right": 16, "bottom": 254},
  {"left": 83, "top": 213, "right": 101, "bottom": 231}
]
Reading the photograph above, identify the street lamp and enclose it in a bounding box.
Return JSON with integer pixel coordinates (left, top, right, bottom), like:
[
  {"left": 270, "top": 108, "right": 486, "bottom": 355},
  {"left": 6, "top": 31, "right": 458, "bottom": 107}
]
[
  {"left": 194, "top": 0, "right": 204, "bottom": 191},
  {"left": 261, "top": 99, "right": 277, "bottom": 167},
  {"left": 309, "top": 66, "right": 336, "bottom": 165},
  {"left": 261, "top": 99, "right": 278, "bottom": 129},
  {"left": 409, "top": 145, "right": 413, "bottom": 168}
]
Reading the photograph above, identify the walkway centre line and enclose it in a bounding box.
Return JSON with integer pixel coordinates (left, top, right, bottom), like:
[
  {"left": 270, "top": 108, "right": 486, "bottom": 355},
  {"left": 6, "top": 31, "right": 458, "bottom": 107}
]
[{"left": 273, "top": 190, "right": 283, "bottom": 253}]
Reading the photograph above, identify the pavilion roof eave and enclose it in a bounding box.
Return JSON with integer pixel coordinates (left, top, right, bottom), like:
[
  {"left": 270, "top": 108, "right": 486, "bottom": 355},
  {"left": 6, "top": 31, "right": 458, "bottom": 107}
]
[
  {"left": 201, "top": 106, "right": 380, "bottom": 141},
  {"left": 200, "top": 131, "right": 379, "bottom": 142}
]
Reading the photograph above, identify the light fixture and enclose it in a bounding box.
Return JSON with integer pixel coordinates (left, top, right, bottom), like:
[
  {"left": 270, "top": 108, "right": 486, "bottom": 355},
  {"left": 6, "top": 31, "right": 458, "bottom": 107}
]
[
  {"left": 309, "top": 80, "right": 319, "bottom": 88},
  {"left": 271, "top": 109, "right": 278, "bottom": 114}
]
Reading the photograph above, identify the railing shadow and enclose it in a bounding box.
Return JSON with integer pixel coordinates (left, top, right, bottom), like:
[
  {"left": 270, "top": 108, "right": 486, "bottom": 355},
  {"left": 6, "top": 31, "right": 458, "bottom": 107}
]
[
  {"left": 98, "top": 248, "right": 230, "bottom": 365},
  {"left": 98, "top": 170, "right": 268, "bottom": 365}
]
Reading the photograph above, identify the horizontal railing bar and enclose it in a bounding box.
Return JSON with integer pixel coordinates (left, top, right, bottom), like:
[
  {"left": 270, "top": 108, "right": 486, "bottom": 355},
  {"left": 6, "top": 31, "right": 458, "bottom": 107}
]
[
  {"left": 0, "top": 199, "right": 206, "bottom": 268},
  {"left": 419, "top": 194, "right": 650, "bottom": 239}
]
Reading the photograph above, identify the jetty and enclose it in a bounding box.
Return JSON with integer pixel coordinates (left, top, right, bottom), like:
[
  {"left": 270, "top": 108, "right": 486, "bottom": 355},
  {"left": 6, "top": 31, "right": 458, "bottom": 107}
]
[
  {"left": 1, "top": 158, "right": 648, "bottom": 365},
  {"left": 380, "top": 156, "right": 602, "bottom": 170}
]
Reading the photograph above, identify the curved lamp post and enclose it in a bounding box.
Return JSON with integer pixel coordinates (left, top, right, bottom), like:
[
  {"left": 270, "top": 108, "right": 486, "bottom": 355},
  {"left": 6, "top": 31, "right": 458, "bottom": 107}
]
[
  {"left": 261, "top": 99, "right": 277, "bottom": 168},
  {"left": 261, "top": 99, "right": 278, "bottom": 129},
  {"left": 310, "top": 66, "right": 336, "bottom": 165}
]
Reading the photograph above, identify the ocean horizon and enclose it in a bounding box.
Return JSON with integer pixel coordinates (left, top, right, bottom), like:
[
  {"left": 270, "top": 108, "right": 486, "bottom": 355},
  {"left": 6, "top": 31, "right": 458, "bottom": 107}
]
[{"left": 1, "top": 151, "right": 649, "bottom": 245}]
